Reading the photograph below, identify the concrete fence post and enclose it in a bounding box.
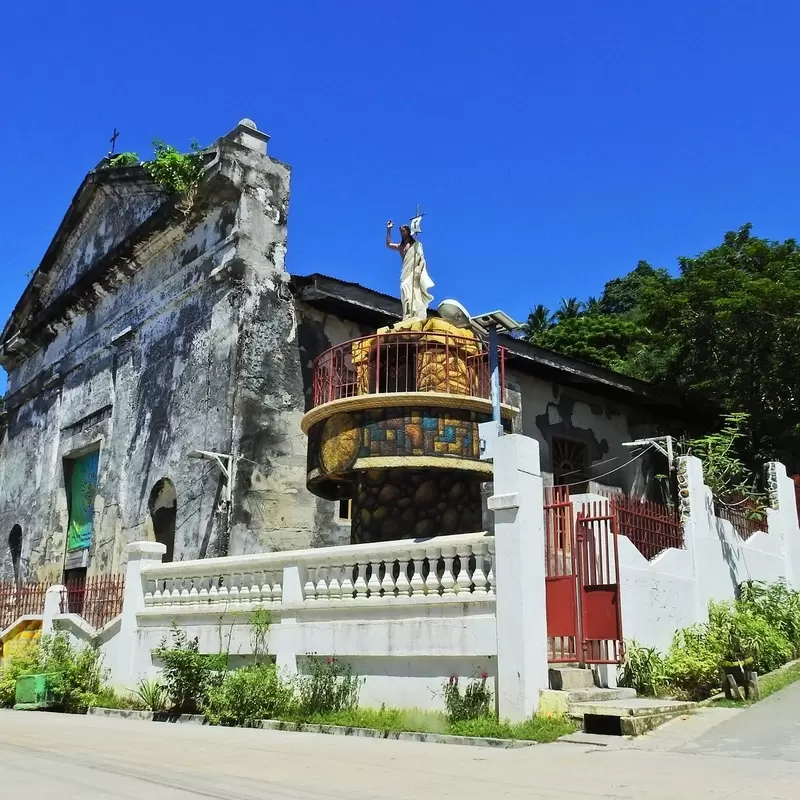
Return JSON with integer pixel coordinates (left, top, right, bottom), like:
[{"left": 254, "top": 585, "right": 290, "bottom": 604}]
[
  {"left": 274, "top": 564, "right": 305, "bottom": 678},
  {"left": 676, "top": 455, "right": 708, "bottom": 623},
  {"left": 115, "top": 541, "right": 166, "bottom": 688},
  {"left": 766, "top": 461, "right": 800, "bottom": 588},
  {"left": 42, "top": 584, "right": 65, "bottom": 634},
  {"left": 488, "top": 434, "right": 548, "bottom": 722}
]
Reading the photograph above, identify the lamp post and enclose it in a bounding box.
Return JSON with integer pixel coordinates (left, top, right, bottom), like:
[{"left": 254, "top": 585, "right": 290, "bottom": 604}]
[{"left": 437, "top": 299, "right": 520, "bottom": 434}]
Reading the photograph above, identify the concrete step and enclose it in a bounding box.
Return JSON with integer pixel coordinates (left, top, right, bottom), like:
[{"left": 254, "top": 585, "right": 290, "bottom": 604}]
[
  {"left": 548, "top": 666, "right": 595, "bottom": 690},
  {"left": 540, "top": 687, "right": 636, "bottom": 716},
  {"left": 564, "top": 687, "right": 637, "bottom": 703},
  {"left": 567, "top": 698, "right": 696, "bottom": 737}
]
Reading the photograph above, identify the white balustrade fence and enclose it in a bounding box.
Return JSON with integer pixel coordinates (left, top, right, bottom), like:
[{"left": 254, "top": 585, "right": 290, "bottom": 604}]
[
  {"left": 141, "top": 532, "right": 495, "bottom": 610},
  {"left": 55, "top": 435, "right": 554, "bottom": 720}
]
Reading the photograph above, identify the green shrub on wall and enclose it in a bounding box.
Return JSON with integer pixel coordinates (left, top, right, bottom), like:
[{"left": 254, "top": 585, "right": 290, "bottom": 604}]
[
  {"left": 443, "top": 674, "right": 493, "bottom": 723},
  {"left": 622, "top": 580, "right": 800, "bottom": 700},
  {"left": 154, "top": 628, "right": 227, "bottom": 714},
  {"left": 206, "top": 664, "right": 294, "bottom": 727},
  {"left": 296, "top": 657, "right": 362, "bottom": 716}
]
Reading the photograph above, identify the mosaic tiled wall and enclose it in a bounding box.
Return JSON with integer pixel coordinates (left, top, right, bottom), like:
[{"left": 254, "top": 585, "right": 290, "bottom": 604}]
[
  {"left": 310, "top": 406, "right": 488, "bottom": 478},
  {"left": 360, "top": 407, "right": 480, "bottom": 459}
]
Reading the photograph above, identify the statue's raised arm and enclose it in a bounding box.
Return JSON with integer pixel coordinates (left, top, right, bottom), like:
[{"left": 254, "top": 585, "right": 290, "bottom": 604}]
[{"left": 385, "top": 220, "right": 400, "bottom": 251}]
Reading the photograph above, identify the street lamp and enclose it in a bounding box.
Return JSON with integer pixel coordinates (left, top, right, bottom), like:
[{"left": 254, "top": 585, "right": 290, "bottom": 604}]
[{"left": 437, "top": 299, "right": 520, "bottom": 433}]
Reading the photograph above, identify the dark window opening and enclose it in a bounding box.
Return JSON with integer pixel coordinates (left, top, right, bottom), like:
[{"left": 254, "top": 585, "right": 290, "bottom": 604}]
[
  {"left": 552, "top": 437, "right": 590, "bottom": 494},
  {"left": 149, "top": 478, "right": 177, "bottom": 563},
  {"left": 8, "top": 525, "right": 22, "bottom": 584},
  {"left": 338, "top": 499, "right": 352, "bottom": 520},
  {"left": 63, "top": 568, "right": 87, "bottom": 617}
]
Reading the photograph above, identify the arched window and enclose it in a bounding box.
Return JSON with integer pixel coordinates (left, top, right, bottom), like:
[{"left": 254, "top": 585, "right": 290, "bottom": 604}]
[
  {"left": 8, "top": 525, "right": 22, "bottom": 583},
  {"left": 149, "top": 479, "right": 177, "bottom": 563}
]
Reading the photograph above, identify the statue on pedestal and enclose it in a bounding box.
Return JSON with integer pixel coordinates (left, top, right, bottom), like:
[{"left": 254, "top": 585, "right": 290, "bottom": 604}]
[{"left": 386, "top": 216, "right": 434, "bottom": 320}]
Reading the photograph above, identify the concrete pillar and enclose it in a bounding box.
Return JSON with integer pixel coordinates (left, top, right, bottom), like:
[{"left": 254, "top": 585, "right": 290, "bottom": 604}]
[
  {"left": 274, "top": 564, "right": 304, "bottom": 678},
  {"left": 676, "top": 455, "right": 707, "bottom": 623},
  {"left": 766, "top": 461, "right": 800, "bottom": 587},
  {"left": 115, "top": 541, "right": 166, "bottom": 687},
  {"left": 488, "top": 434, "right": 548, "bottom": 722},
  {"left": 42, "top": 584, "right": 65, "bottom": 634}
]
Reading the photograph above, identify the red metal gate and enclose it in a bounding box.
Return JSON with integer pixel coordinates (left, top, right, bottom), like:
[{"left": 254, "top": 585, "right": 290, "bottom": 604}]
[
  {"left": 544, "top": 486, "right": 580, "bottom": 662},
  {"left": 544, "top": 489, "right": 623, "bottom": 665},
  {"left": 576, "top": 500, "right": 623, "bottom": 664}
]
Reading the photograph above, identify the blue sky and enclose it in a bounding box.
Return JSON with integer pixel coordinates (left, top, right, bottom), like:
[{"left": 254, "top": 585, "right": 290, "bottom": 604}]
[{"left": 2, "top": 2, "right": 800, "bottom": 395}]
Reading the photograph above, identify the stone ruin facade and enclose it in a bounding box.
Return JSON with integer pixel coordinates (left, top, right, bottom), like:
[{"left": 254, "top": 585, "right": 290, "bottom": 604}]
[{"left": 0, "top": 121, "right": 344, "bottom": 584}]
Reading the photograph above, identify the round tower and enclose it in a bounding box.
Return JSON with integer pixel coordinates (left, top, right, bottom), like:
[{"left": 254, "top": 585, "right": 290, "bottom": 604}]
[{"left": 301, "top": 317, "right": 515, "bottom": 543}]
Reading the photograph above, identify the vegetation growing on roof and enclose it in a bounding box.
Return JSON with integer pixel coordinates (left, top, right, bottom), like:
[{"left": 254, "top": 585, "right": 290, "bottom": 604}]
[
  {"left": 108, "top": 152, "right": 140, "bottom": 167},
  {"left": 102, "top": 139, "right": 205, "bottom": 207}
]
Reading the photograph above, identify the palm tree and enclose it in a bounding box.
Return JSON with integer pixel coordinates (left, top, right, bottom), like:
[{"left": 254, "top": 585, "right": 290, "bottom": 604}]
[
  {"left": 554, "top": 297, "right": 583, "bottom": 322},
  {"left": 523, "top": 304, "right": 554, "bottom": 339},
  {"left": 583, "top": 296, "right": 602, "bottom": 316}
]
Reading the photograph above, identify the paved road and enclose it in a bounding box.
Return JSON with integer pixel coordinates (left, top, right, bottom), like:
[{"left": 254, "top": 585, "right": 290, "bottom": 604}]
[
  {"left": 1, "top": 705, "right": 799, "bottom": 799},
  {"left": 673, "top": 679, "right": 800, "bottom": 761}
]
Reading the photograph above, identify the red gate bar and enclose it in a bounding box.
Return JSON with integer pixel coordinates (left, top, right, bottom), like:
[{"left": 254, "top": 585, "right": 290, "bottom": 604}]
[
  {"left": 577, "top": 500, "right": 623, "bottom": 665},
  {"left": 544, "top": 486, "right": 580, "bottom": 663}
]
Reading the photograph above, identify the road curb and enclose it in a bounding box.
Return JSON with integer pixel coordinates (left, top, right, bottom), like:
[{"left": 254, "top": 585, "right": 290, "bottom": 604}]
[{"left": 86, "top": 707, "right": 537, "bottom": 747}]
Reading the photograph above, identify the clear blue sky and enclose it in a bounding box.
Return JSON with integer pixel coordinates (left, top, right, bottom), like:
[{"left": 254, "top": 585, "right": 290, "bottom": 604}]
[{"left": 2, "top": 2, "right": 800, "bottom": 395}]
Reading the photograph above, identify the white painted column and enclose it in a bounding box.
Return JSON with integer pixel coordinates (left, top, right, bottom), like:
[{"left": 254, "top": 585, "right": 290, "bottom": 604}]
[
  {"left": 488, "top": 434, "right": 548, "bottom": 722},
  {"left": 42, "top": 585, "right": 66, "bottom": 634},
  {"left": 766, "top": 461, "right": 800, "bottom": 588},
  {"left": 114, "top": 541, "right": 166, "bottom": 688},
  {"left": 273, "top": 564, "right": 304, "bottom": 679},
  {"left": 676, "top": 455, "right": 707, "bottom": 624}
]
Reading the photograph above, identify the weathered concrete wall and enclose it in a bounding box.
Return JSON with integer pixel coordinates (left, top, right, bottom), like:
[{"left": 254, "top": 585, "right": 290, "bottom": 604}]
[
  {"left": 228, "top": 291, "right": 375, "bottom": 554},
  {"left": 0, "top": 132, "right": 304, "bottom": 581},
  {"left": 0, "top": 200, "right": 242, "bottom": 580},
  {"left": 510, "top": 370, "right": 677, "bottom": 498}
]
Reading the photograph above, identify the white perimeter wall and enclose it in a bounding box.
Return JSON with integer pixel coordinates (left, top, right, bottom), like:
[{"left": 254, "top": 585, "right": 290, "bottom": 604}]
[{"left": 613, "top": 457, "right": 800, "bottom": 652}]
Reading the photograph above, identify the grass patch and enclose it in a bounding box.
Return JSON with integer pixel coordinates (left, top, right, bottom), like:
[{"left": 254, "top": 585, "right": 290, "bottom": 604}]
[
  {"left": 448, "top": 715, "right": 577, "bottom": 742},
  {"left": 759, "top": 661, "right": 800, "bottom": 699},
  {"left": 710, "top": 698, "right": 754, "bottom": 708},
  {"left": 274, "top": 707, "right": 577, "bottom": 742}
]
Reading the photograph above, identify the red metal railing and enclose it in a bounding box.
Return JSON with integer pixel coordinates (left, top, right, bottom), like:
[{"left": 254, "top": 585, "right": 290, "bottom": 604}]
[
  {"left": 311, "top": 331, "right": 507, "bottom": 408},
  {"left": 612, "top": 495, "right": 684, "bottom": 560},
  {"left": 714, "top": 494, "right": 766, "bottom": 541},
  {"left": 0, "top": 581, "right": 48, "bottom": 630},
  {"left": 60, "top": 574, "right": 125, "bottom": 630}
]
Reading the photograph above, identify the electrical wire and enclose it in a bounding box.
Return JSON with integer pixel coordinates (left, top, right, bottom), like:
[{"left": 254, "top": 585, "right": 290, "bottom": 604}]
[
  {"left": 560, "top": 445, "right": 656, "bottom": 488},
  {"left": 556, "top": 452, "right": 622, "bottom": 478}
]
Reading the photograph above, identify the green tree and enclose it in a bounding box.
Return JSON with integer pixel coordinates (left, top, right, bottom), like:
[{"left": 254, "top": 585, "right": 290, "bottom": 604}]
[
  {"left": 531, "top": 314, "right": 651, "bottom": 372},
  {"left": 600, "top": 260, "right": 671, "bottom": 315},
  {"left": 638, "top": 224, "right": 800, "bottom": 466},
  {"left": 523, "top": 304, "right": 554, "bottom": 337},
  {"left": 554, "top": 297, "right": 583, "bottom": 322},
  {"left": 583, "top": 296, "right": 603, "bottom": 316}
]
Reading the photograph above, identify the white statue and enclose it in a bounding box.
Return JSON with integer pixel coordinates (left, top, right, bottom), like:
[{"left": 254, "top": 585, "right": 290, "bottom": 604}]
[{"left": 385, "top": 218, "right": 434, "bottom": 320}]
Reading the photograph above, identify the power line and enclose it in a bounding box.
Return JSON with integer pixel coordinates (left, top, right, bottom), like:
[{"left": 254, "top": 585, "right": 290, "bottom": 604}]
[{"left": 561, "top": 445, "right": 656, "bottom": 488}]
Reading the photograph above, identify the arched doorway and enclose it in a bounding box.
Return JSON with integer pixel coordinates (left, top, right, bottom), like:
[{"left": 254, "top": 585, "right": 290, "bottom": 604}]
[
  {"left": 8, "top": 525, "right": 21, "bottom": 583},
  {"left": 149, "top": 479, "right": 177, "bottom": 563}
]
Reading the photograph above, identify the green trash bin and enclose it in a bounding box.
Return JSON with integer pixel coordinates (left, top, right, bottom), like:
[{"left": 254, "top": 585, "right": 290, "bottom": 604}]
[{"left": 14, "top": 673, "right": 61, "bottom": 710}]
